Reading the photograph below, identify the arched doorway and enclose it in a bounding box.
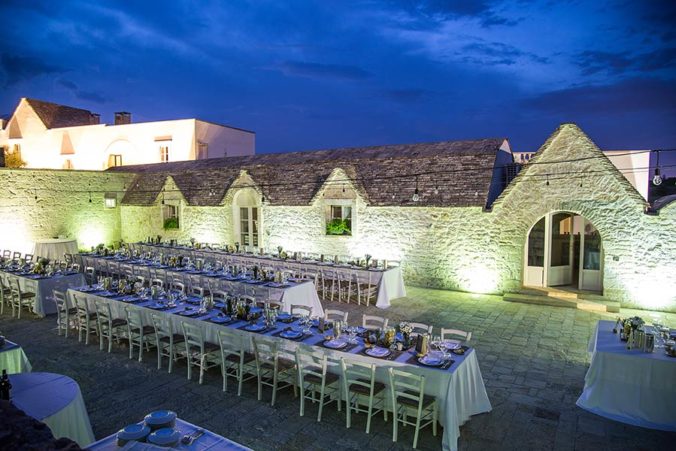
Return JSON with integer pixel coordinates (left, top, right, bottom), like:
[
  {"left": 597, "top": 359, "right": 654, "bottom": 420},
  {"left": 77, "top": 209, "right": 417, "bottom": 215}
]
[
  {"left": 232, "top": 188, "right": 261, "bottom": 250},
  {"left": 524, "top": 212, "right": 603, "bottom": 291}
]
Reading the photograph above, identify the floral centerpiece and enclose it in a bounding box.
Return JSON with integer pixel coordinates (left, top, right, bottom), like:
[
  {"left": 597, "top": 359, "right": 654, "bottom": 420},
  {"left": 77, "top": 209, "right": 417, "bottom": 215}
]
[
  {"left": 277, "top": 246, "right": 283, "bottom": 257},
  {"left": 364, "top": 254, "right": 372, "bottom": 267},
  {"left": 399, "top": 321, "right": 413, "bottom": 347},
  {"left": 235, "top": 242, "right": 240, "bottom": 253}
]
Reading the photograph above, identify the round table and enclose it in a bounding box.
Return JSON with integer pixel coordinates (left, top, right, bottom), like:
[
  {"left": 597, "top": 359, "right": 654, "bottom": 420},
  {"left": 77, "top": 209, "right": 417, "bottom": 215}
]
[
  {"left": 0, "top": 340, "right": 32, "bottom": 374},
  {"left": 9, "top": 372, "right": 95, "bottom": 446},
  {"left": 32, "top": 239, "right": 79, "bottom": 261}
]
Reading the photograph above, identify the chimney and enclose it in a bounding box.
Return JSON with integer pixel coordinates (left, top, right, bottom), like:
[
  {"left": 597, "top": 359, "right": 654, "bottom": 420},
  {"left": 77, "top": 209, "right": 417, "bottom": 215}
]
[
  {"left": 90, "top": 113, "right": 100, "bottom": 125},
  {"left": 114, "top": 112, "right": 131, "bottom": 125}
]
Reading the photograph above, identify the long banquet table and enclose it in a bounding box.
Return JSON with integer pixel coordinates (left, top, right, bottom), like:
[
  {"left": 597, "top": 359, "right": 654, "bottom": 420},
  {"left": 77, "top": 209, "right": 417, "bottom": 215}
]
[
  {"left": 9, "top": 372, "right": 96, "bottom": 447},
  {"left": 81, "top": 254, "right": 324, "bottom": 317},
  {"left": 68, "top": 287, "right": 491, "bottom": 451},
  {"left": 134, "top": 243, "right": 406, "bottom": 309},
  {"left": 0, "top": 270, "right": 85, "bottom": 317},
  {"left": 0, "top": 339, "right": 32, "bottom": 374},
  {"left": 88, "top": 417, "right": 253, "bottom": 450},
  {"left": 576, "top": 320, "right": 676, "bottom": 431}
]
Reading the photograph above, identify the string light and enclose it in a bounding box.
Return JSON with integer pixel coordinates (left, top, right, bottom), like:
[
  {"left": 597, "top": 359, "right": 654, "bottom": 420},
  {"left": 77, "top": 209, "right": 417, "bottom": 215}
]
[
  {"left": 546, "top": 174, "right": 550, "bottom": 186},
  {"left": 653, "top": 150, "right": 662, "bottom": 186},
  {"left": 88, "top": 191, "right": 92, "bottom": 203},
  {"left": 412, "top": 176, "right": 420, "bottom": 202}
]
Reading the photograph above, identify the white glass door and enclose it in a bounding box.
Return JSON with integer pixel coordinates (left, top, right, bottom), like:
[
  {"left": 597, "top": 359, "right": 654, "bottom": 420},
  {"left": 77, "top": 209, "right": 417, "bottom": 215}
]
[
  {"left": 547, "top": 213, "right": 574, "bottom": 286},
  {"left": 579, "top": 219, "right": 603, "bottom": 291},
  {"left": 525, "top": 217, "right": 546, "bottom": 287}
]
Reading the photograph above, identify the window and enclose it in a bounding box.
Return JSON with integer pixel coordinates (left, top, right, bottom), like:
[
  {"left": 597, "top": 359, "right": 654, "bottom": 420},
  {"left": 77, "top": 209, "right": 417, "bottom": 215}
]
[
  {"left": 104, "top": 197, "right": 117, "bottom": 208},
  {"left": 107, "top": 154, "right": 123, "bottom": 168},
  {"left": 160, "top": 145, "right": 170, "bottom": 163},
  {"left": 162, "top": 203, "right": 180, "bottom": 229},
  {"left": 62, "top": 159, "right": 74, "bottom": 170},
  {"left": 197, "top": 142, "right": 208, "bottom": 159},
  {"left": 239, "top": 207, "right": 259, "bottom": 246},
  {"left": 233, "top": 188, "right": 261, "bottom": 248},
  {"left": 326, "top": 205, "right": 352, "bottom": 236}
]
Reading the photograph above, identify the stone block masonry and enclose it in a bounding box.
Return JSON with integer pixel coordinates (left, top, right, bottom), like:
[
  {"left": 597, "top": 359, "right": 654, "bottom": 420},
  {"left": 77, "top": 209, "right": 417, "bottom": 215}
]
[{"left": 0, "top": 168, "right": 135, "bottom": 254}]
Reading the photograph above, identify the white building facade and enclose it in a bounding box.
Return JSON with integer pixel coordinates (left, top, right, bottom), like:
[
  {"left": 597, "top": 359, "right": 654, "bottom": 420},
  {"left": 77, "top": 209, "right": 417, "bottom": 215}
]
[{"left": 0, "top": 98, "right": 255, "bottom": 170}]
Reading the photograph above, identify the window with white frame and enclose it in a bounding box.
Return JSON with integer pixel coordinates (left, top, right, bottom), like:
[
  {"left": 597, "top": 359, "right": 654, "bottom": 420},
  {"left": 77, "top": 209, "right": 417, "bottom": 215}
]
[
  {"left": 233, "top": 188, "right": 261, "bottom": 248},
  {"left": 160, "top": 145, "right": 170, "bottom": 163},
  {"left": 325, "top": 201, "right": 354, "bottom": 236},
  {"left": 162, "top": 202, "right": 180, "bottom": 229}
]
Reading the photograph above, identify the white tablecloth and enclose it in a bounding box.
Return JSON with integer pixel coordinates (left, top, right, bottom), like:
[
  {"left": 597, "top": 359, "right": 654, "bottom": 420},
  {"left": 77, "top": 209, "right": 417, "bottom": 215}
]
[
  {"left": 375, "top": 266, "right": 406, "bottom": 308},
  {"left": 576, "top": 320, "right": 676, "bottom": 431},
  {"left": 33, "top": 239, "right": 79, "bottom": 261},
  {"left": 0, "top": 339, "right": 32, "bottom": 374},
  {"left": 82, "top": 255, "right": 324, "bottom": 317},
  {"left": 0, "top": 271, "right": 86, "bottom": 317},
  {"left": 9, "top": 372, "right": 95, "bottom": 446},
  {"left": 136, "top": 244, "right": 407, "bottom": 309},
  {"left": 88, "top": 418, "right": 252, "bottom": 450},
  {"left": 68, "top": 289, "right": 491, "bottom": 450}
]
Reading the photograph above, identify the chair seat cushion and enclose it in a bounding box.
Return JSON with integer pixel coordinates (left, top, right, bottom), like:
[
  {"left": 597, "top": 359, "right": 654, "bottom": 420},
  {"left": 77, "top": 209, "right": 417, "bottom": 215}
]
[
  {"left": 159, "top": 334, "right": 185, "bottom": 344},
  {"left": 225, "top": 352, "right": 255, "bottom": 364},
  {"left": 19, "top": 293, "right": 36, "bottom": 299},
  {"left": 349, "top": 379, "right": 386, "bottom": 395},
  {"left": 111, "top": 318, "right": 128, "bottom": 328},
  {"left": 397, "top": 391, "right": 436, "bottom": 408},
  {"left": 305, "top": 371, "right": 339, "bottom": 386},
  {"left": 203, "top": 342, "right": 220, "bottom": 353},
  {"left": 130, "top": 325, "right": 155, "bottom": 335}
]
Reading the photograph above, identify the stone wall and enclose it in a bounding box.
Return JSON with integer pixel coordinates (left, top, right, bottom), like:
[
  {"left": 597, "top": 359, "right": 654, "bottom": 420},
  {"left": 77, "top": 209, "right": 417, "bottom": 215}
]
[
  {"left": 0, "top": 168, "right": 135, "bottom": 253},
  {"left": 490, "top": 124, "right": 676, "bottom": 311}
]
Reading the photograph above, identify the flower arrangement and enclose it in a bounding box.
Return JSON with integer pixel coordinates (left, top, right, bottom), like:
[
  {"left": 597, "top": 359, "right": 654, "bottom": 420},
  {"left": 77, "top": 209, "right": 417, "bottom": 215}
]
[
  {"left": 364, "top": 254, "right": 372, "bottom": 267},
  {"left": 399, "top": 322, "right": 413, "bottom": 335},
  {"left": 277, "top": 246, "right": 283, "bottom": 256}
]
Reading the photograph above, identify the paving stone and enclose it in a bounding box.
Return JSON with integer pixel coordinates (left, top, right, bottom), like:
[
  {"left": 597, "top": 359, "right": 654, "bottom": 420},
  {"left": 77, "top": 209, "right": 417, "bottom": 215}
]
[{"left": 1, "top": 286, "right": 675, "bottom": 450}]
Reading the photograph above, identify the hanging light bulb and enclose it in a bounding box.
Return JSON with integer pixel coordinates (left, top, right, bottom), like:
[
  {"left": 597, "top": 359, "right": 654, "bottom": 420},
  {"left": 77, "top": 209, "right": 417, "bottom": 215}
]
[
  {"left": 434, "top": 184, "right": 439, "bottom": 195},
  {"left": 546, "top": 174, "right": 550, "bottom": 186},
  {"left": 34, "top": 189, "right": 38, "bottom": 200},
  {"left": 653, "top": 150, "right": 662, "bottom": 186},
  {"left": 412, "top": 176, "right": 420, "bottom": 202},
  {"left": 342, "top": 184, "right": 346, "bottom": 193},
  {"left": 88, "top": 191, "right": 92, "bottom": 203}
]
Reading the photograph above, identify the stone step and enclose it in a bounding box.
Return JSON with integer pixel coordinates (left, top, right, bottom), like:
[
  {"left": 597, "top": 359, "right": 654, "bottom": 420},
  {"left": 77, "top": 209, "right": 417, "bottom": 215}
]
[{"left": 503, "top": 292, "right": 620, "bottom": 313}]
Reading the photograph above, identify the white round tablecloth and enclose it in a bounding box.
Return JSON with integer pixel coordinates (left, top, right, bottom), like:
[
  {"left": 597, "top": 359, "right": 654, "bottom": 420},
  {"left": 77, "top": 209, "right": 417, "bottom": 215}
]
[
  {"left": 9, "top": 372, "right": 95, "bottom": 446},
  {"left": 0, "top": 340, "right": 32, "bottom": 374},
  {"left": 33, "top": 239, "right": 79, "bottom": 261}
]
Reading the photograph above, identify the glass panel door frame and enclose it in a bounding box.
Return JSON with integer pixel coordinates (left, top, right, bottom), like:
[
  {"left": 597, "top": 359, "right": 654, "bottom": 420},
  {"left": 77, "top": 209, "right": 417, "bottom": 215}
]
[{"left": 524, "top": 212, "right": 602, "bottom": 291}]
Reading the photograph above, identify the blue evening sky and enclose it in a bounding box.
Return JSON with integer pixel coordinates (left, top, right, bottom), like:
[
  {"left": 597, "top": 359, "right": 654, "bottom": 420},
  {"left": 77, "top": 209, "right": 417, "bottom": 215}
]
[{"left": 0, "top": 0, "right": 674, "bottom": 160}]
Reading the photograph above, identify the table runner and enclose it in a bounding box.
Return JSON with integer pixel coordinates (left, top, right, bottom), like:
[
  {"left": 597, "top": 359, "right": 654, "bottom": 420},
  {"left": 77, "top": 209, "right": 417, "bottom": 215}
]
[
  {"left": 0, "top": 271, "right": 86, "bottom": 317},
  {"left": 576, "top": 320, "right": 676, "bottom": 431},
  {"left": 134, "top": 243, "right": 406, "bottom": 309},
  {"left": 0, "top": 339, "right": 32, "bottom": 374},
  {"left": 9, "top": 372, "right": 95, "bottom": 446},
  {"left": 81, "top": 255, "right": 324, "bottom": 317},
  {"left": 68, "top": 288, "right": 491, "bottom": 451},
  {"left": 87, "top": 418, "right": 252, "bottom": 450}
]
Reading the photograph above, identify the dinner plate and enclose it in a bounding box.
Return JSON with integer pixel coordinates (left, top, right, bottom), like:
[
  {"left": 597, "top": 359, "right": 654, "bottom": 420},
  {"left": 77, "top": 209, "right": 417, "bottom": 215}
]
[
  {"left": 244, "top": 323, "right": 266, "bottom": 332},
  {"left": 276, "top": 312, "right": 293, "bottom": 321},
  {"left": 323, "top": 339, "right": 347, "bottom": 349},
  {"left": 417, "top": 354, "right": 444, "bottom": 367},
  {"left": 210, "top": 315, "right": 231, "bottom": 324},
  {"left": 365, "top": 347, "right": 391, "bottom": 358},
  {"left": 121, "top": 296, "right": 140, "bottom": 303},
  {"left": 441, "top": 340, "right": 461, "bottom": 350},
  {"left": 146, "top": 303, "right": 167, "bottom": 310},
  {"left": 280, "top": 329, "right": 303, "bottom": 339},
  {"left": 144, "top": 410, "right": 177, "bottom": 429},
  {"left": 178, "top": 308, "right": 199, "bottom": 316},
  {"left": 147, "top": 428, "right": 180, "bottom": 447},
  {"left": 117, "top": 423, "right": 150, "bottom": 442}
]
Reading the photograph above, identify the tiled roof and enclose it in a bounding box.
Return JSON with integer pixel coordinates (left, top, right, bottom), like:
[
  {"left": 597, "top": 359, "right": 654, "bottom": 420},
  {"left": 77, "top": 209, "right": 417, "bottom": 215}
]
[
  {"left": 110, "top": 139, "right": 507, "bottom": 207},
  {"left": 25, "top": 98, "right": 96, "bottom": 129}
]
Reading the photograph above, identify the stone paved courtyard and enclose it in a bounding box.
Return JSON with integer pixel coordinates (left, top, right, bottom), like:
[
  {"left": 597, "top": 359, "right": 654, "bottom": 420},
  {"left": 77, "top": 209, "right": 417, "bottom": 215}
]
[{"left": 1, "top": 287, "right": 675, "bottom": 450}]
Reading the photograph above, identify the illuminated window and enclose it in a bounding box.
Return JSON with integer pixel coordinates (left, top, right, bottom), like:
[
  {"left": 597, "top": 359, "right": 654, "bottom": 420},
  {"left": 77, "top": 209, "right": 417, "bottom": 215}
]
[
  {"left": 63, "top": 159, "right": 74, "bottom": 169},
  {"left": 107, "top": 154, "right": 122, "bottom": 168},
  {"left": 162, "top": 202, "right": 180, "bottom": 229},
  {"left": 326, "top": 205, "right": 352, "bottom": 236},
  {"left": 160, "top": 145, "right": 170, "bottom": 162},
  {"left": 104, "top": 198, "right": 117, "bottom": 208}
]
